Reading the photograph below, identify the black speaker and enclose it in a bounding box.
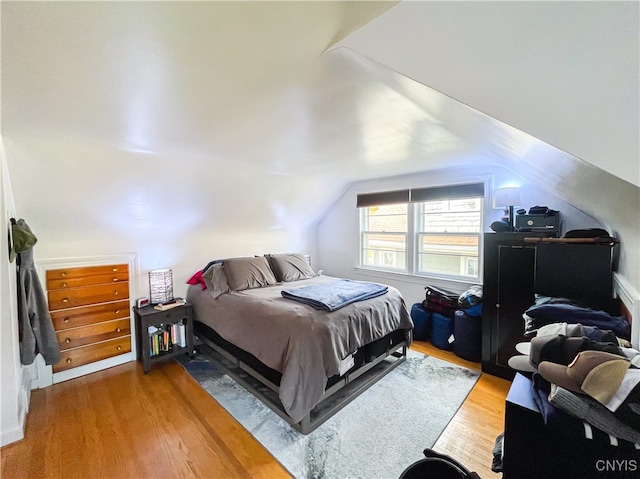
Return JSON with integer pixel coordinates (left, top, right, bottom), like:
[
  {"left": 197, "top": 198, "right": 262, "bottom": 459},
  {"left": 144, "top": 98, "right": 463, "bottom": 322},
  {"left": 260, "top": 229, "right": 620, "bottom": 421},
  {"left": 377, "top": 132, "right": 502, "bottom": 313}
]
[{"left": 490, "top": 220, "right": 511, "bottom": 232}]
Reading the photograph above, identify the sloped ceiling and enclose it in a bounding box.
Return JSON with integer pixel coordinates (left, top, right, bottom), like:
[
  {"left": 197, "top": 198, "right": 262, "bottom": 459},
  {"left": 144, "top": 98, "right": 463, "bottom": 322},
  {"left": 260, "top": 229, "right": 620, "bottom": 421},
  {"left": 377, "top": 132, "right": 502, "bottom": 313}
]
[
  {"left": 4, "top": 1, "right": 637, "bottom": 185},
  {"left": 337, "top": 1, "right": 639, "bottom": 187},
  {"left": 1, "top": 1, "right": 638, "bottom": 287},
  {"left": 2, "top": 1, "right": 397, "bottom": 160}
]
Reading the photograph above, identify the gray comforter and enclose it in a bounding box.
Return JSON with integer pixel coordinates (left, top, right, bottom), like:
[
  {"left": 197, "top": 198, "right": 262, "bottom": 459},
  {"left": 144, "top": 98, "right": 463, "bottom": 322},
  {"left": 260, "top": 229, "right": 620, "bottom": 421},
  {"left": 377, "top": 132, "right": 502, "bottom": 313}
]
[{"left": 186, "top": 275, "right": 413, "bottom": 423}]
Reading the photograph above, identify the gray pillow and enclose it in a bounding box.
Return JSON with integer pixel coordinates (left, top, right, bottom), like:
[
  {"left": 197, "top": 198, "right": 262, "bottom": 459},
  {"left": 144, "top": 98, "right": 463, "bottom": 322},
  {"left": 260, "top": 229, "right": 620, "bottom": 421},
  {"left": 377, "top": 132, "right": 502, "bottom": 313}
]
[
  {"left": 201, "top": 263, "right": 229, "bottom": 299},
  {"left": 224, "top": 256, "right": 277, "bottom": 291},
  {"left": 266, "top": 253, "right": 315, "bottom": 282}
]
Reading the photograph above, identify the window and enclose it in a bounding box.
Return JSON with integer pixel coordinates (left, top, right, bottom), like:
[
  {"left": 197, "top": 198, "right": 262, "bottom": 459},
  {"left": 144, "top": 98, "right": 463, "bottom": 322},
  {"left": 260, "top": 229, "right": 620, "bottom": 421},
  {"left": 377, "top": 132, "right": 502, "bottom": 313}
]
[
  {"left": 466, "top": 257, "right": 479, "bottom": 277},
  {"left": 416, "top": 198, "right": 482, "bottom": 278},
  {"left": 361, "top": 204, "right": 407, "bottom": 271},
  {"left": 358, "top": 184, "right": 484, "bottom": 280}
]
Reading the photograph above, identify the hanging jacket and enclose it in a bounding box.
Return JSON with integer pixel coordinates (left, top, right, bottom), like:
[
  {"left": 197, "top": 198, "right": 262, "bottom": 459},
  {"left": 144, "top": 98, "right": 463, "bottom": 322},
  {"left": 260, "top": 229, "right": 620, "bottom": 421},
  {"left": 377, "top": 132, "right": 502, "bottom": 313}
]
[{"left": 13, "top": 219, "right": 60, "bottom": 366}]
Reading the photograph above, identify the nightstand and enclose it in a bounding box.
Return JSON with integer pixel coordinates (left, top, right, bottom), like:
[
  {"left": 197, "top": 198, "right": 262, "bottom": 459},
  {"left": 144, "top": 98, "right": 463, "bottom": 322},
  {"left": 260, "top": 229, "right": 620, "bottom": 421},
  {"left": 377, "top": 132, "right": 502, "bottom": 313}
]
[{"left": 133, "top": 303, "right": 195, "bottom": 373}]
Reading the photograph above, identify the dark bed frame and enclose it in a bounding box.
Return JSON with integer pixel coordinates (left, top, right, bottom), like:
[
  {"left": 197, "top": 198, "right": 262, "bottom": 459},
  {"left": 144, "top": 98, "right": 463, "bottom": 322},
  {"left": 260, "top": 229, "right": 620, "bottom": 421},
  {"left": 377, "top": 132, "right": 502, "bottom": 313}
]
[{"left": 194, "top": 320, "right": 409, "bottom": 434}]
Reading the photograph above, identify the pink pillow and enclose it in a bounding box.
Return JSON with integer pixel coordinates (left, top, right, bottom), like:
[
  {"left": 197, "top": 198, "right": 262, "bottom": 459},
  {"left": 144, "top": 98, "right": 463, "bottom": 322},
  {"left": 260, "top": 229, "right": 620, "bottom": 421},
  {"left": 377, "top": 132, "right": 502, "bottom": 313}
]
[{"left": 186, "top": 270, "right": 207, "bottom": 290}]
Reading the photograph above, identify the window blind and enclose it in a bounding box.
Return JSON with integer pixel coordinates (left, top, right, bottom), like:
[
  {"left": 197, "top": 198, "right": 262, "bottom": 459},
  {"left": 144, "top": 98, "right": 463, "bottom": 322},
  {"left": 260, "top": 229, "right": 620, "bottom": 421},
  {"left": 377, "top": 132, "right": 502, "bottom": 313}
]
[
  {"left": 357, "top": 183, "right": 484, "bottom": 207},
  {"left": 356, "top": 189, "right": 410, "bottom": 208}
]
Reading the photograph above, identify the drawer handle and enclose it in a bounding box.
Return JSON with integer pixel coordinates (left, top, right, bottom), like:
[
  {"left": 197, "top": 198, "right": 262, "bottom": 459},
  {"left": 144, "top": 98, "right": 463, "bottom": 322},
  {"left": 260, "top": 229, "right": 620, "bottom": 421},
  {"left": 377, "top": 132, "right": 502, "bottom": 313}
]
[
  {"left": 64, "top": 318, "right": 70, "bottom": 323},
  {"left": 115, "top": 327, "right": 121, "bottom": 333},
  {"left": 113, "top": 278, "right": 119, "bottom": 282},
  {"left": 62, "top": 282, "right": 68, "bottom": 287},
  {"left": 65, "top": 338, "right": 71, "bottom": 343},
  {"left": 114, "top": 291, "right": 119, "bottom": 296},
  {"left": 61, "top": 272, "right": 67, "bottom": 277},
  {"left": 62, "top": 298, "right": 69, "bottom": 303},
  {"left": 112, "top": 268, "right": 118, "bottom": 272},
  {"left": 66, "top": 358, "right": 72, "bottom": 364},
  {"left": 116, "top": 345, "right": 122, "bottom": 351},
  {"left": 115, "top": 310, "right": 120, "bottom": 315}
]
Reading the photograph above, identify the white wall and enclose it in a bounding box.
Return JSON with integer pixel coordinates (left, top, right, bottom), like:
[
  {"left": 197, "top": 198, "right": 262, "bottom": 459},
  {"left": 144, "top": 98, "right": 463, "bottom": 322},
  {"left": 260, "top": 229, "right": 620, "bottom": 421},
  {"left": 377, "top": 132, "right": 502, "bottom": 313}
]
[
  {"left": 0, "top": 138, "right": 31, "bottom": 446},
  {"left": 317, "top": 164, "right": 615, "bottom": 307},
  {"left": 3, "top": 135, "right": 319, "bottom": 302},
  {"left": 1, "top": 133, "right": 320, "bottom": 446}
]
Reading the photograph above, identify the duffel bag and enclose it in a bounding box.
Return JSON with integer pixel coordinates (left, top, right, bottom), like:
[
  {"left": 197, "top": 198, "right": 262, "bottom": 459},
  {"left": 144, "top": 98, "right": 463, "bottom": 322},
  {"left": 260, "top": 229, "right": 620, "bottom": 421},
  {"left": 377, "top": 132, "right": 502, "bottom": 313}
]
[{"left": 425, "top": 285, "right": 459, "bottom": 309}]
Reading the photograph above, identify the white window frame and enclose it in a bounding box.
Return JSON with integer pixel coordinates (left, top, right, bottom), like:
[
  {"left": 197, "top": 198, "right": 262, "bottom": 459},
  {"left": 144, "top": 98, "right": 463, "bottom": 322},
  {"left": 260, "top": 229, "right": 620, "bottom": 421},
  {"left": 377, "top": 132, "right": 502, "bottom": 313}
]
[
  {"left": 358, "top": 184, "right": 485, "bottom": 282},
  {"left": 465, "top": 257, "right": 479, "bottom": 277},
  {"left": 359, "top": 204, "right": 409, "bottom": 273},
  {"left": 414, "top": 198, "right": 483, "bottom": 280}
]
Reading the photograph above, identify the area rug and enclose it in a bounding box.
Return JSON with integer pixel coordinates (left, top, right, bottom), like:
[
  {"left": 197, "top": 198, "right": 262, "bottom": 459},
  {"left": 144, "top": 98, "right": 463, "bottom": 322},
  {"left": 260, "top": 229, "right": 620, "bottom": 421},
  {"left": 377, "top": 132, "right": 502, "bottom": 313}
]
[{"left": 177, "top": 344, "right": 480, "bottom": 479}]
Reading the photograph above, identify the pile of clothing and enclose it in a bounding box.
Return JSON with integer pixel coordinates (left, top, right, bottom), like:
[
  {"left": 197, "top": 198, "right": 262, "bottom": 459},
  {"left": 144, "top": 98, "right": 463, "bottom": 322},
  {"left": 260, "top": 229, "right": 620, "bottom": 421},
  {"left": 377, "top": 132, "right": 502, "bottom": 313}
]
[
  {"left": 508, "top": 321, "right": 640, "bottom": 446},
  {"left": 522, "top": 297, "right": 630, "bottom": 339},
  {"left": 490, "top": 293, "right": 637, "bottom": 473}
]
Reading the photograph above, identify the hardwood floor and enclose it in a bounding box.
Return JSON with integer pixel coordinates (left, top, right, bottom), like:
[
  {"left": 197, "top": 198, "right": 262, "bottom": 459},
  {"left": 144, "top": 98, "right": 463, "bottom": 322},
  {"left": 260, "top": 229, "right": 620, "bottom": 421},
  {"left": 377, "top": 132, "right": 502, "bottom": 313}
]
[
  {"left": 413, "top": 341, "right": 512, "bottom": 478},
  {"left": 1, "top": 341, "right": 511, "bottom": 478}
]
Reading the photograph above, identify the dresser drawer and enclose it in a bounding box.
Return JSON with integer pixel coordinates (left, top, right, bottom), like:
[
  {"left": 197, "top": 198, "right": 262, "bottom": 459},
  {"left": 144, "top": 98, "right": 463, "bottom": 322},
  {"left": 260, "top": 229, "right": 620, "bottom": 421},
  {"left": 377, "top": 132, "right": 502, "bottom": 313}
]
[
  {"left": 150, "top": 307, "right": 190, "bottom": 324},
  {"left": 57, "top": 318, "right": 131, "bottom": 351},
  {"left": 53, "top": 336, "right": 132, "bottom": 373},
  {"left": 47, "top": 264, "right": 129, "bottom": 282},
  {"left": 47, "top": 272, "right": 129, "bottom": 290},
  {"left": 50, "top": 300, "right": 130, "bottom": 330},
  {"left": 48, "top": 282, "right": 130, "bottom": 311}
]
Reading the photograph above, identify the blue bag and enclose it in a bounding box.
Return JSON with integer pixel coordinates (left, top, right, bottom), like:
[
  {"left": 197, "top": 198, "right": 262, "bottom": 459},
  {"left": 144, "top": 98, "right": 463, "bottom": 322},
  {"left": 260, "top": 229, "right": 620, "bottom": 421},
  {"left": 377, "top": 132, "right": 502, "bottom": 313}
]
[
  {"left": 431, "top": 312, "right": 454, "bottom": 350},
  {"left": 410, "top": 303, "right": 432, "bottom": 341},
  {"left": 453, "top": 309, "right": 482, "bottom": 362}
]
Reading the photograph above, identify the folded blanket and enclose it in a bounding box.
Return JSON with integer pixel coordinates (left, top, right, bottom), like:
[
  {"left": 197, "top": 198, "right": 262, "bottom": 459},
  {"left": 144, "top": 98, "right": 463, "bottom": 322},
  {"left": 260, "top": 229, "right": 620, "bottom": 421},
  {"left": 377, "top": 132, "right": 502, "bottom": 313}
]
[
  {"left": 282, "top": 279, "right": 388, "bottom": 311},
  {"left": 523, "top": 303, "right": 631, "bottom": 339}
]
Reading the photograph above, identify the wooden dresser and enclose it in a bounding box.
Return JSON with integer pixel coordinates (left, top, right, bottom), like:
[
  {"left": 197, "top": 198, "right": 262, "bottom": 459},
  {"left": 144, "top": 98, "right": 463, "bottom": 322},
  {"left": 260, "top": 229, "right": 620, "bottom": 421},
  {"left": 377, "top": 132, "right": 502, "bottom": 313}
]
[{"left": 46, "top": 264, "right": 132, "bottom": 373}]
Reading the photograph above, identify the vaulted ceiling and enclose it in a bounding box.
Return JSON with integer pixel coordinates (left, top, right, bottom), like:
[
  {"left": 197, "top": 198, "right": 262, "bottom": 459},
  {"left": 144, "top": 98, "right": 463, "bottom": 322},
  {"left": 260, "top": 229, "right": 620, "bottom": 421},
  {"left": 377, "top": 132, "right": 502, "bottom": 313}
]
[
  {"left": 3, "top": 1, "right": 637, "bottom": 186},
  {"left": 338, "top": 1, "right": 639, "bottom": 187},
  {"left": 2, "top": 1, "right": 638, "bottom": 285}
]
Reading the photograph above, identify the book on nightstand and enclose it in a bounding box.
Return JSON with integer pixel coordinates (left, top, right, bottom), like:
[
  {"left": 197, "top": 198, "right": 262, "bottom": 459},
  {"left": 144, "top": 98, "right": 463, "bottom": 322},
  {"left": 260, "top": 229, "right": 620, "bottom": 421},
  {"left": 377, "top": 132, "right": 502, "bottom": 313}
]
[
  {"left": 171, "top": 322, "right": 186, "bottom": 348},
  {"left": 153, "top": 298, "right": 186, "bottom": 311}
]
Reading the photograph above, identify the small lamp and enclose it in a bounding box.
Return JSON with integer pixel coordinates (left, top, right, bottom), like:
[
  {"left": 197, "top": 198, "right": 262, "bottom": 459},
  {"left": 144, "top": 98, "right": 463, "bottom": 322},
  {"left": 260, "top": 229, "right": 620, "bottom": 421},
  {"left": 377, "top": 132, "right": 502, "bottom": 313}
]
[
  {"left": 149, "top": 269, "right": 174, "bottom": 304},
  {"left": 493, "top": 187, "right": 521, "bottom": 231}
]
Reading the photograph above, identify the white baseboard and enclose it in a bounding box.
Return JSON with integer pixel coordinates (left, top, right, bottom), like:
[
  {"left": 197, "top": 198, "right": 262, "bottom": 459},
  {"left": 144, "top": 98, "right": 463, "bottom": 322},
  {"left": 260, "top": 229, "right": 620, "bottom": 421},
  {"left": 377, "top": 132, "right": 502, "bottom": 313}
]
[
  {"left": 52, "top": 352, "right": 134, "bottom": 384},
  {"left": 18, "top": 363, "right": 32, "bottom": 428},
  {"left": 0, "top": 425, "right": 24, "bottom": 447},
  {"left": 0, "top": 365, "right": 31, "bottom": 447},
  {"left": 0, "top": 353, "right": 133, "bottom": 446}
]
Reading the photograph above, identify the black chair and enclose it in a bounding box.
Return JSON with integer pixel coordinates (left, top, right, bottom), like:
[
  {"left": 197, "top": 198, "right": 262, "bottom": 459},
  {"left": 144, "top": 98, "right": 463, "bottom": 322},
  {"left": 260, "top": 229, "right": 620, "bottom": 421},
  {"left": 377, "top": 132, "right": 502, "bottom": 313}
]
[{"left": 399, "top": 449, "right": 481, "bottom": 479}]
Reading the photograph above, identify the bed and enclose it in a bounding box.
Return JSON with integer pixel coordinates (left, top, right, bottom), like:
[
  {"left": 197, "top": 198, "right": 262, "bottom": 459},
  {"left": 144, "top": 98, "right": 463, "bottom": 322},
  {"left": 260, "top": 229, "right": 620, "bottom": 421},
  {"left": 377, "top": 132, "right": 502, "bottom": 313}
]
[{"left": 185, "top": 253, "right": 414, "bottom": 434}]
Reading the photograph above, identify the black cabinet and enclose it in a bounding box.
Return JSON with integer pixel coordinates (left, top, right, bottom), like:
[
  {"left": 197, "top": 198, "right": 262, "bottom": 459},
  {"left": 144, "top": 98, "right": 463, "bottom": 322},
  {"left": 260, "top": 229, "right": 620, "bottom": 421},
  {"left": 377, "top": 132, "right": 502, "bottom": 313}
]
[
  {"left": 482, "top": 232, "right": 544, "bottom": 379},
  {"left": 482, "top": 233, "right": 617, "bottom": 380},
  {"left": 534, "top": 241, "right": 615, "bottom": 309},
  {"left": 133, "top": 303, "right": 195, "bottom": 373}
]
